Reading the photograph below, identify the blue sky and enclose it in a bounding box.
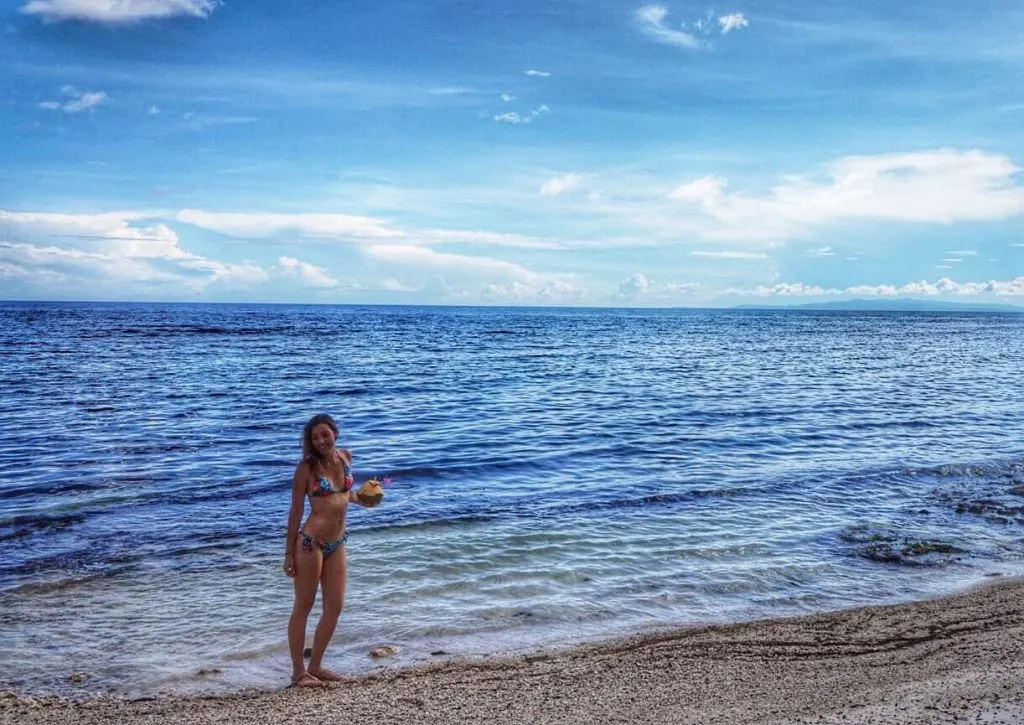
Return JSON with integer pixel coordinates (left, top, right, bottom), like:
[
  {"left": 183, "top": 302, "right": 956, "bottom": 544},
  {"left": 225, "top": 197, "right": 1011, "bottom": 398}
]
[{"left": 1, "top": 0, "right": 1022, "bottom": 306}]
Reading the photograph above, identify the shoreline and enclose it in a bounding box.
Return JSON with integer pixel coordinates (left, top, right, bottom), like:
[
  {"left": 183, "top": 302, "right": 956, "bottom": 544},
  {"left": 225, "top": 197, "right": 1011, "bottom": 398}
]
[{"left": 3, "top": 576, "right": 1022, "bottom": 725}]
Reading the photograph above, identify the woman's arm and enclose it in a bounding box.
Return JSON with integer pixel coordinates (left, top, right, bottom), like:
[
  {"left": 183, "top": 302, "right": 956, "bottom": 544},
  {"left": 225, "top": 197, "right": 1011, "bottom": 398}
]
[{"left": 283, "top": 464, "right": 307, "bottom": 573}]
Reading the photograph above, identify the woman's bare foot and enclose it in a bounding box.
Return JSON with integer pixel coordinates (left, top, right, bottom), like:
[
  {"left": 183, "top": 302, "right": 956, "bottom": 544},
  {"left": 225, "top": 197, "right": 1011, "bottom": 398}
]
[
  {"left": 289, "top": 672, "right": 321, "bottom": 688},
  {"left": 307, "top": 666, "right": 346, "bottom": 682}
]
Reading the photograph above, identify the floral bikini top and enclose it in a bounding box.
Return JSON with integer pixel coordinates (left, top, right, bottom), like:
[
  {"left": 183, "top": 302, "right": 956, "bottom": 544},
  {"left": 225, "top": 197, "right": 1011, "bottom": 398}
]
[{"left": 310, "top": 454, "right": 354, "bottom": 497}]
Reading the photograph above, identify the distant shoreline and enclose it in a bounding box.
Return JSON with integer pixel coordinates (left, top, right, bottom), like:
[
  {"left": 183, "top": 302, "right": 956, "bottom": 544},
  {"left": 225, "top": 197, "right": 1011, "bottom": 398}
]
[{"left": 4, "top": 577, "right": 1022, "bottom": 725}]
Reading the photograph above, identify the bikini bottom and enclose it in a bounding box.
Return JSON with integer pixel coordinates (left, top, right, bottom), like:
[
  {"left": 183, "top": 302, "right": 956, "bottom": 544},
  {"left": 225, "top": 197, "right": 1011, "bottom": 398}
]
[{"left": 299, "top": 529, "right": 347, "bottom": 558}]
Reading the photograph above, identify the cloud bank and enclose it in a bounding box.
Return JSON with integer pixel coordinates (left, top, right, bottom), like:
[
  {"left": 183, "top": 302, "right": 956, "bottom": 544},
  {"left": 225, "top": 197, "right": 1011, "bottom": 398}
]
[
  {"left": 21, "top": 0, "right": 218, "bottom": 24},
  {"left": 733, "top": 276, "right": 1024, "bottom": 298}
]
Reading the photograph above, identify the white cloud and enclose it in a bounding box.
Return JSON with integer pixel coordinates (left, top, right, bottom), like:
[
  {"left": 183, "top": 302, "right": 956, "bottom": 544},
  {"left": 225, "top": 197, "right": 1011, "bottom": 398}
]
[
  {"left": 184, "top": 114, "right": 259, "bottom": 129},
  {"left": 733, "top": 276, "right": 1024, "bottom": 298},
  {"left": 946, "top": 250, "right": 977, "bottom": 255},
  {"left": 843, "top": 284, "right": 895, "bottom": 297},
  {"left": 38, "top": 87, "right": 107, "bottom": 114},
  {"left": 501, "top": 93, "right": 516, "bottom": 102},
  {"left": 65, "top": 91, "right": 107, "bottom": 113},
  {"left": 539, "top": 173, "right": 583, "bottom": 197},
  {"left": 380, "top": 277, "right": 420, "bottom": 292},
  {"left": 21, "top": 0, "right": 218, "bottom": 24},
  {"left": 936, "top": 265, "right": 953, "bottom": 269},
  {"left": 417, "top": 228, "right": 559, "bottom": 249},
  {"left": 176, "top": 210, "right": 402, "bottom": 240},
  {"left": 1, "top": 208, "right": 581, "bottom": 300},
  {"left": 862, "top": 277, "right": 1024, "bottom": 297},
  {"left": 668, "top": 175, "right": 726, "bottom": 204},
  {"left": 614, "top": 274, "right": 700, "bottom": 301},
  {"left": 363, "top": 244, "right": 584, "bottom": 302},
  {"left": 363, "top": 244, "right": 536, "bottom": 280},
  {"left": 1, "top": 210, "right": 178, "bottom": 253},
  {"left": 523, "top": 70, "right": 551, "bottom": 78},
  {"left": 807, "top": 246, "right": 835, "bottom": 256},
  {"left": 193, "top": 259, "right": 268, "bottom": 286},
  {"left": 481, "top": 279, "right": 587, "bottom": 303},
  {"left": 0, "top": 241, "right": 187, "bottom": 285},
  {"left": 493, "top": 105, "right": 549, "bottom": 125},
  {"left": 737, "top": 282, "right": 833, "bottom": 297},
  {"left": 148, "top": 105, "right": 160, "bottom": 115},
  {"left": 0, "top": 261, "right": 34, "bottom": 278},
  {"left": 276, "top": 256, "right": 337, "bottom": 288},
  {"left": 663, "top": 282, "right": 700, "bottom": 294},
  {"left": 0, "top": 210, "right": 269, "bottom": 292},
  {"left": 176, "top": 209, "right": 558, "bottom": 249},
  {"left": 494, "top": 112, "right": 527, "bottom": 125},
  {"left": 718, "top": 13, "right": 748, "bottom": 33},
  {"left": 669, "top": 149, "right": 1024, "bottom": 241},
  {"left": 426, "top": 86, "right": 476, "bottom": 97},
  {"left": 635, "top": 5, "right": 700, "bottom": 49},
  {"left": 690, "top": 250, "right": 766, "bottom": 259},
  {"left": 939, "top": 258, "right": 963, "bottom": 262},
  {"left": 618, "top": 272, "right": 651, "bottom": 296}
]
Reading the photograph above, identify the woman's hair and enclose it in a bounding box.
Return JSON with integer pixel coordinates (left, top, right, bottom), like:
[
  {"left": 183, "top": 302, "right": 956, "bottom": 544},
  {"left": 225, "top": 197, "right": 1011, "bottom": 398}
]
[{"left": 301, "top": 413, "right": 339, "bottom": 477}]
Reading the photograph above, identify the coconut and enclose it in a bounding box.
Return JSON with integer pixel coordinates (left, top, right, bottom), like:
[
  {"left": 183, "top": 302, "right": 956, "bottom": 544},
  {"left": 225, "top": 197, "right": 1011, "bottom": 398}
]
[{"left": 357, "top": 479, "right": 384, "bottom": 506}]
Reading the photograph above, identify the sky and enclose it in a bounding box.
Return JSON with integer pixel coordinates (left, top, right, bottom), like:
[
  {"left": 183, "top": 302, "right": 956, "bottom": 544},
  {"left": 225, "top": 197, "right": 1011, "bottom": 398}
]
[{"left": 1, "top": 0, "right": 1022, "bottom": 306}]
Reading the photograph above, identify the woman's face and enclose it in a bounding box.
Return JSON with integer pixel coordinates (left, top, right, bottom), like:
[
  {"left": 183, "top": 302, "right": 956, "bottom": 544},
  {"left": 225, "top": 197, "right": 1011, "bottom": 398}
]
[{"left": 310, "top": 423, "right": 336, "bottom": 454}]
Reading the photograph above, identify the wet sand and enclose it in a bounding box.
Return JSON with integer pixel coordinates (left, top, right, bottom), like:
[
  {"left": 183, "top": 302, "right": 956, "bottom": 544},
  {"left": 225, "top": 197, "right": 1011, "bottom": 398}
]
[{"left": 3, "top": 577, "right": 1022, "bottom": 725}]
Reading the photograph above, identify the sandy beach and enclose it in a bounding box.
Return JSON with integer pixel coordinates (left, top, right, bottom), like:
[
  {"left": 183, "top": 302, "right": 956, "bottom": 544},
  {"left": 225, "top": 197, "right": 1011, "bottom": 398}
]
[{"left": 3, "top": 577, "right": 1022, "bottom": 725}]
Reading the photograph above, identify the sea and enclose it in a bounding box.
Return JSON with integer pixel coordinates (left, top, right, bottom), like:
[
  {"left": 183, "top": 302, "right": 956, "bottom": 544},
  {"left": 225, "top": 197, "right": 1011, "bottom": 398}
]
[{"left": 1, "top": 302, "right": 1022, "bottom": 698}]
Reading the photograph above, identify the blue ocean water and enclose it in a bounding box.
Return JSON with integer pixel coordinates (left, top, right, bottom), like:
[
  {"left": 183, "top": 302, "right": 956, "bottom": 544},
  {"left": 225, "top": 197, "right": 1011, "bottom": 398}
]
[{"left": 1, "top": 302, "right": 1022, "bottom": 697}]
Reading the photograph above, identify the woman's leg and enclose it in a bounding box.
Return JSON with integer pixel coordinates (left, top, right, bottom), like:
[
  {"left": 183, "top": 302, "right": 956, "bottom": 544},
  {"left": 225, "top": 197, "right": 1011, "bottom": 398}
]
[
  {"left": 288, "top": 538, "right": 323, "bottom": 685},
  {"left": 307, "top": 544, "right": 347, "bottom": 680}
]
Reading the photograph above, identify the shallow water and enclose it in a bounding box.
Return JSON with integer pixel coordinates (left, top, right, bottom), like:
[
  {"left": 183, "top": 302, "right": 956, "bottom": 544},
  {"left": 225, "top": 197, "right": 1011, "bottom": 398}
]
[{"left": 1, "top": 302, "right": 1022, "bottom": 697}]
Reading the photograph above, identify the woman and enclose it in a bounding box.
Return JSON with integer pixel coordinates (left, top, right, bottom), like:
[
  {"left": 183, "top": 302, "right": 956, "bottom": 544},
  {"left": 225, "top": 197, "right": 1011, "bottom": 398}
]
[{"left": 283, "top": 413, "right": 377, "bottom": 687}]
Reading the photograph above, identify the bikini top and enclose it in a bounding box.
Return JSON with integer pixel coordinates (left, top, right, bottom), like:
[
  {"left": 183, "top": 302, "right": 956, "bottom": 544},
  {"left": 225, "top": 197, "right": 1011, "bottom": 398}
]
[{"left": 309, "top": 454, "right": 354, "bottom": 497}]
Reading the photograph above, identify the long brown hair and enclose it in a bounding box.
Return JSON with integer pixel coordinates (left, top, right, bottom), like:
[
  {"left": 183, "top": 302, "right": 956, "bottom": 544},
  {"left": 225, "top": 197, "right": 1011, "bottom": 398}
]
[{"left": 301, "top": 413, "right": 339, "bottom": 477}]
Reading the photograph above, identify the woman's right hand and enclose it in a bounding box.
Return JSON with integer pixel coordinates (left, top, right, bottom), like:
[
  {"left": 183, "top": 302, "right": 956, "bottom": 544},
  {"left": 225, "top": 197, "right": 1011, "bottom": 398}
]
[{"left": 283, "top": 552, "right": 296, "bottom": 578}]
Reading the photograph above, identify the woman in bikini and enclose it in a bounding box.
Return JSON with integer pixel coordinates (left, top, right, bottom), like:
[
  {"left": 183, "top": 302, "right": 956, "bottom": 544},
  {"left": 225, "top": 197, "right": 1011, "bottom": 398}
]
[{"left": 283, "top": 413, "right": 377, "bottom": 687}]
